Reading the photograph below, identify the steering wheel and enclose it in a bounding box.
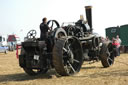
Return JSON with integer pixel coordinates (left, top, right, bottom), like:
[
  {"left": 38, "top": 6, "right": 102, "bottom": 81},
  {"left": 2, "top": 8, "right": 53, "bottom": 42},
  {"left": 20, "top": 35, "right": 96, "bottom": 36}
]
[
  {"left": 47, "top": 20, "right": 60, "bottom": 31},
  {"left": 27, "top": 30, "right": 37, "bottom": 39}
]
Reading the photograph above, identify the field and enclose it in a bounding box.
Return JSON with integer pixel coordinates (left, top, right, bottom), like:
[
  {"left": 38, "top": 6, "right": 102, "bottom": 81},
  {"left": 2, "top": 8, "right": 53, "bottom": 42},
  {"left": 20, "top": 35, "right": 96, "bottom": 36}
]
[{"left": 0, "top": 51, "right": 128, "bottom": 85}]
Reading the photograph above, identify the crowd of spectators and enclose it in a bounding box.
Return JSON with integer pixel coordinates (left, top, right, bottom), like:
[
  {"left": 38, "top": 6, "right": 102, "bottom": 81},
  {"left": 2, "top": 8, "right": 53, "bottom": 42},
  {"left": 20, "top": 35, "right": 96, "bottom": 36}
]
[
  {"left": 112, "top": 35, "right": 122, "bottom": 56},
  {"left": 100, "top": 35, "right": 122, "bottom": 57}
]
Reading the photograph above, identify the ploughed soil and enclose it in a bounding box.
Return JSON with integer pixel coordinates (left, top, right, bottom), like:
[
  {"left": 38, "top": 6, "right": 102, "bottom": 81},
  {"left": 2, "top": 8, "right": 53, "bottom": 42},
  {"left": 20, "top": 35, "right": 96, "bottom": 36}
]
[{"left": 0, "top": 51, "right": 128, "bottom": 85}]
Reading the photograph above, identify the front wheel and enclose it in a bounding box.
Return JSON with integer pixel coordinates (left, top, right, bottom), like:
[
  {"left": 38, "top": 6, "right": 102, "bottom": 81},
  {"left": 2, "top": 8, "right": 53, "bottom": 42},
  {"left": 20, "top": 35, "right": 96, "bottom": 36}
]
[
  {"left": 100, "top": 42, "right": 115, "bottom": 67},
  {"left": 4, "top": 50, "right": 7, "bottom": 54}
]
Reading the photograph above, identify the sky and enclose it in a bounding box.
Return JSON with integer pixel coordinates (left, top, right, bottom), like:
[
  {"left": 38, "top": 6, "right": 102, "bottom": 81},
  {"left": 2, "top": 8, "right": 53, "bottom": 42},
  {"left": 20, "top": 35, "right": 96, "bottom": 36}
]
[{"left": 0, "top": 0, "right": 128, "bottom": 41}]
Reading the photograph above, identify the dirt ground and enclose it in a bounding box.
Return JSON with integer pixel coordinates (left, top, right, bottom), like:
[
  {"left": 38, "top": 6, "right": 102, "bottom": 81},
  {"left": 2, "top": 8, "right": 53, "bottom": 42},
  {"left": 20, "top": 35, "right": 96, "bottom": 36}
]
[{"left": 0, "top": 51, "right": 128, "bottom": 85}]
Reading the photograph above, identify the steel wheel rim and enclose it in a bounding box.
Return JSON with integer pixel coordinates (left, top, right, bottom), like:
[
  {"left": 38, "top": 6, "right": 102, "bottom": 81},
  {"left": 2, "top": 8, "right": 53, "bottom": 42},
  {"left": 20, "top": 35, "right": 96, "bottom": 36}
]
[{"left": 62, "top": 38, "right": 82, "bottom": 75}]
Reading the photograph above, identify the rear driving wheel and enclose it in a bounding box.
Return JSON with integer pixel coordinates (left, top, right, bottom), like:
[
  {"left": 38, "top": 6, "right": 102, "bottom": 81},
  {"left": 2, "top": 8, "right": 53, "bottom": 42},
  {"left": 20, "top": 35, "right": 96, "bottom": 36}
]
[
  {"left": 53, "top": 37, "right": 83, "bottom": 76},
  {"left": 100, "top": 42, "right": 115, "bottom": 67},
  {"left": 20, "top": 48, "right": 48, "bottom": 76}
]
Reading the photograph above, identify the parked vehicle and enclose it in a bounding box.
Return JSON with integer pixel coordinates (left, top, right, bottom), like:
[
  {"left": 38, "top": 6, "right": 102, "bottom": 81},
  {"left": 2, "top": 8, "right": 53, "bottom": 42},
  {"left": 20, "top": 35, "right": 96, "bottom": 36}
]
[
  {"left": 0, "top": 35, "right": 8, "bottom": 54},
  {"left": 7, "top": 35, "right": 21, "bottom": 51}
]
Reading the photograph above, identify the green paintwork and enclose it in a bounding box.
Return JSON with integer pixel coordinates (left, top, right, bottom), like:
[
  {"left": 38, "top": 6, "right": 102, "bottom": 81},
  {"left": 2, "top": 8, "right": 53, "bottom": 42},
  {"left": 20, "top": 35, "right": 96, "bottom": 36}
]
[{"left": 105, "top": 25, "right": 128, "bottom": 46}]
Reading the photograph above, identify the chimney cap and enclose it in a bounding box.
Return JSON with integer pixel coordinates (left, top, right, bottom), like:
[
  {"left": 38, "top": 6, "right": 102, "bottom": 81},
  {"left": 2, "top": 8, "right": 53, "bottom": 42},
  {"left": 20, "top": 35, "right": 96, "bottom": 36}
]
[{"left": 85, "top": 6, "right": 92, "bottom": 9}]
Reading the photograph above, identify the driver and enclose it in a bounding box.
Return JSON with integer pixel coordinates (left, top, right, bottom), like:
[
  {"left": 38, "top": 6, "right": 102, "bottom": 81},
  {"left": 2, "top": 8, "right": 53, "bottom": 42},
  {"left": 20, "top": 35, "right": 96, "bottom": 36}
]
[
  {"left": 40, "top": 17, "right": 50, "bottom": 40},
  {"left": 75, "top": 15, "right": 89, "bottom": 32}
]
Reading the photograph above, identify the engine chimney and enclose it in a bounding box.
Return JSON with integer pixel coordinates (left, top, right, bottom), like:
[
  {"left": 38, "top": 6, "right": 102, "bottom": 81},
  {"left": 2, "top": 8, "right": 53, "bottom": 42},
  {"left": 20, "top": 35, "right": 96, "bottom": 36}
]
[{"left": 85, "top": 6, "right": 92, "bottom": 32}]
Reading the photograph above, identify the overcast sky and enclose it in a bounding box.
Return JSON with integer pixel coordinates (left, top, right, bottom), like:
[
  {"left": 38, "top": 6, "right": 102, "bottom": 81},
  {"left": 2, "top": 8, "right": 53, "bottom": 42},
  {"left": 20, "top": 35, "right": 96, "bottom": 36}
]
[{"left": 0, "top": 0, "right": 128, "bottom": 41}]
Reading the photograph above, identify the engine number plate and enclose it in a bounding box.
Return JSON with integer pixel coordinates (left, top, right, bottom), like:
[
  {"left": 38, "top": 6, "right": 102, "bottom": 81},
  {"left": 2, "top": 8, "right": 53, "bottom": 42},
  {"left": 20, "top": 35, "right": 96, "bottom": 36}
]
[{"left": 34, "top": 55, "right": 39, "bottom": 60}]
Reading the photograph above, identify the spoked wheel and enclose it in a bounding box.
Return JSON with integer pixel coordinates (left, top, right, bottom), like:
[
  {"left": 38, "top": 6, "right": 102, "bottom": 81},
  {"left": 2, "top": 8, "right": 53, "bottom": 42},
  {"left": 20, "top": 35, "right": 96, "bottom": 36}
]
[
  {"left": 100, "top": 42, "right": 115, "bottom": 67},
  {"left": 53, "top": 37, "right": 83, "bottom": 76},
  {"left": 23, "top": 68, "right": 48, "bottom": 76},
  {"left": 27, "top": 30, "right": 37, "bottom": 39}
]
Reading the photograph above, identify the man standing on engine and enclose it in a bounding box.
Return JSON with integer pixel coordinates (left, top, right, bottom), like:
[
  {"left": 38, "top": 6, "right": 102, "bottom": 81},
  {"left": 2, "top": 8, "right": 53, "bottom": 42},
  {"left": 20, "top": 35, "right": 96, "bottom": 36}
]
[{"left": 40, "top": 17, "right": 49, "bottom": 40}]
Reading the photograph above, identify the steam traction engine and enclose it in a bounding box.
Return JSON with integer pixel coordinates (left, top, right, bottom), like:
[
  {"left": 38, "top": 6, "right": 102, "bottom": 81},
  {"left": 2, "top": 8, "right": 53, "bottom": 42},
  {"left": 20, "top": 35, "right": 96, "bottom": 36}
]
[{"left": 19, "top": 6, "right": 115, "bottom": 76}]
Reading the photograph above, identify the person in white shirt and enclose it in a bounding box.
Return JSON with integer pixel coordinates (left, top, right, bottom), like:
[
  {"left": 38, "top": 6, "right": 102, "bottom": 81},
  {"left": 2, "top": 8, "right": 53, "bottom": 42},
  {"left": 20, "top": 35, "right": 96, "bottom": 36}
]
[{"left": 116, "top": 35, "right": 122, "bottom": 56}]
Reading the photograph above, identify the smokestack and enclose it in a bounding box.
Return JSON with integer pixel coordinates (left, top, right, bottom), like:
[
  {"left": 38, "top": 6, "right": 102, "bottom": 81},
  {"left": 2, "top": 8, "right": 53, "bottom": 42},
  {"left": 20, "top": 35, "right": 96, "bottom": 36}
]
[{"left": 85, "top": 6, "right": 92, "bottom": 32}]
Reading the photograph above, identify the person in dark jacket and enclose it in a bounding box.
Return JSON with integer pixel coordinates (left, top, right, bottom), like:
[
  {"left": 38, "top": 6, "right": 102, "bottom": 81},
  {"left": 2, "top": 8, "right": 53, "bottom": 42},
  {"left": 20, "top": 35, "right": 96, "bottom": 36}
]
[{"left": 40, "top": 17, "right": 49, "bottom": 40}]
